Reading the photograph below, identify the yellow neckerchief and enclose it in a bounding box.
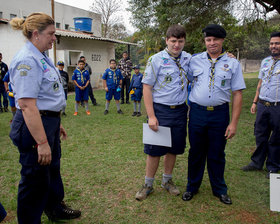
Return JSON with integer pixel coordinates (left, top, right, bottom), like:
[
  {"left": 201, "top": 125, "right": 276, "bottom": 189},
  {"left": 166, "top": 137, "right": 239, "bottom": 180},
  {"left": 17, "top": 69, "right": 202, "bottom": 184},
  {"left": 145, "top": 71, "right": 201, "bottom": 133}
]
[
  {"left": 110, "top": 68, "right": 117, "bottom": 85},
  {"left": 207, "top": 51, "right": 226, "bottom": 91},
  {"left": 165, "top": 47, "right": 185, "bottom": 91},
  {"left": 77, "top": 68, "right": 86, "bottom": 84},
  {"left": 267, "top": 58, "right": 280, "bottom": 82}
]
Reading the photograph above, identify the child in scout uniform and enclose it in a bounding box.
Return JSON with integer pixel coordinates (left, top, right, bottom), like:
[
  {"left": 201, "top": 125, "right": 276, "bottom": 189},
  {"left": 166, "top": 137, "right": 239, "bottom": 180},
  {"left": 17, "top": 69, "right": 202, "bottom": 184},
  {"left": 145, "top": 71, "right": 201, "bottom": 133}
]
[
  {"left": 72, "top": 59, "right": 90, "bottom": 115},
  {"left": 57, "top": 61, "right": 69, "bottom": 116},
  {"left": 102, "top": 59, "right": 123, "bottom": 115},
  {"left": 3, "top": 71, "right": 17, "bottom": 121},
  {"left": 129, "top": 65, "right": 143, "bottom": 116}
]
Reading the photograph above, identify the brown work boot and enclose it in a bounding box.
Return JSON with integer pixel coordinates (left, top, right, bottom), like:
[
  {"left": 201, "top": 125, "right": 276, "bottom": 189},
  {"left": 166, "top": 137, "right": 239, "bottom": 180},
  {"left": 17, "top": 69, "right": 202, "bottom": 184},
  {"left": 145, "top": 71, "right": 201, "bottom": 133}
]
[
  {"left": 161, "top": 179, "right": 180, "bottom": 195},
  {"left": 135, "top": 184, "right": 154, "bottom": 201}
]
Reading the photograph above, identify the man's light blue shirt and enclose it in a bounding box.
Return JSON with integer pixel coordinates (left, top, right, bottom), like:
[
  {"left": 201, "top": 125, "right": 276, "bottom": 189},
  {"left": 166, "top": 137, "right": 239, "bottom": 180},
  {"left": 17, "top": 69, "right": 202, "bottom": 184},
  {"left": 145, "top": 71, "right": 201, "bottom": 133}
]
[
  {"left": 258, "top": 56, "right": 280, "bottom": 102},
  {"left": 189, "top": 52, "right": 246, "bottom": 106},
  {"left": 142, "top": 49, "right": 192, "bottom": 106}
]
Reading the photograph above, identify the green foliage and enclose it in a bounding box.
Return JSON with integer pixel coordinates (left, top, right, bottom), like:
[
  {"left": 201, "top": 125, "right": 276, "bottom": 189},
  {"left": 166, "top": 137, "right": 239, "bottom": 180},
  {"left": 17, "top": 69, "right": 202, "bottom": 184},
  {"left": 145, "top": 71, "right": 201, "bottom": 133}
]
[{"left": 128, "top": 0, "right": 280, "bottom": 62}]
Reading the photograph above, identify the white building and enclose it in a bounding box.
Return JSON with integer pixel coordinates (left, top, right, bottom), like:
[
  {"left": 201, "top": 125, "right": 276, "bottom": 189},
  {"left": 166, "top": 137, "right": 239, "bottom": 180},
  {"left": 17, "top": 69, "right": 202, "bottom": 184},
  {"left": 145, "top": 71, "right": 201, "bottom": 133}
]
[{"left": 0, "top": 0, "right": 137, "bottom": 88}]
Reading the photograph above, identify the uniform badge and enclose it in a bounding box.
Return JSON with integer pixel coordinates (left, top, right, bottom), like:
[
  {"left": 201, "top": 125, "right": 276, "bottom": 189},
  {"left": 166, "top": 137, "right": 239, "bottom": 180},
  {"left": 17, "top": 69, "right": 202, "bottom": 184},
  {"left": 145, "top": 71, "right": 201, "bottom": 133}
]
[
  {"left": 163, "top": 58, "right": 169, "bottom": 65},
  {"left": 17, "top": 64, "right": 31, "bottom": 70},
  {"left": 20, "top": 71, "right": 27, "bottom": 76},
  {"left": 221, "top": 80, "right": 226, "bottom": 86},
  {"left": 224, "top": 64, "right": 229, "bottom": 68},
  {"left": 263, "top": 63, "right": 269, "bottom": 68},
  {"left": 164, "top": 75, "right": 172, "bottom": 83},
  {"left": 53, "top": 82, "right": 59, "bottom": 91}
]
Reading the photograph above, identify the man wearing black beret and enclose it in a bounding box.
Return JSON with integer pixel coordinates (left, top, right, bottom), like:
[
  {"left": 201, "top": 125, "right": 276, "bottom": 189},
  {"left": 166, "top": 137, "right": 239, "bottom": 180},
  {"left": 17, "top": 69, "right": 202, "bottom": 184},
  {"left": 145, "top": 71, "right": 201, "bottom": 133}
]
[
  {"left": 182, "top": 24, "right": 246, "bottom": 205},
  {"left": 242, "top": 32, "right": 280, "bottom": 179}
]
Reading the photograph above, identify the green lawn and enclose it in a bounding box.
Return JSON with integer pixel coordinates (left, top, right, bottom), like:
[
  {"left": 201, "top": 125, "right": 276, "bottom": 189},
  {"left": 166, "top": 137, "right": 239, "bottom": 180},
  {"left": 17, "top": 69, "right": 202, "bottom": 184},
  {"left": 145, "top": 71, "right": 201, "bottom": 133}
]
[{"left": 1, "top": 77, "right": 280, "bottom": 223}]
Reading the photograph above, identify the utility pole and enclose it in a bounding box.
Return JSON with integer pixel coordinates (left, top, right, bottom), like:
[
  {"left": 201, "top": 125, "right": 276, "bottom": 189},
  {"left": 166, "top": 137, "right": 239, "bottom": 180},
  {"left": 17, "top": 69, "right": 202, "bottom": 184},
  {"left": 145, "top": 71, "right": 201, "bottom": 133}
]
[{"left": 51, "top": 0, "right": 57, "bottom": 64}]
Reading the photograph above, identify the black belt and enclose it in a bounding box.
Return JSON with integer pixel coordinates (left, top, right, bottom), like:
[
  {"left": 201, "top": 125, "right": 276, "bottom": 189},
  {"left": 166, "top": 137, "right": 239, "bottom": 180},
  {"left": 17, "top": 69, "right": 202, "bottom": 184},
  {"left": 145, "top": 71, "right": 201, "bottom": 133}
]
[
  {"left": 190, "top": 102, "right": 228, "bottom": 111},
  {"left": 154, "top": 102, "right": 186, "bottom": 109},
  {"left": 259, "top": 99, "right": 280, "bottom": 107},
  {"left": 39, "top": 110, "right": 61, "bottom": 117}
]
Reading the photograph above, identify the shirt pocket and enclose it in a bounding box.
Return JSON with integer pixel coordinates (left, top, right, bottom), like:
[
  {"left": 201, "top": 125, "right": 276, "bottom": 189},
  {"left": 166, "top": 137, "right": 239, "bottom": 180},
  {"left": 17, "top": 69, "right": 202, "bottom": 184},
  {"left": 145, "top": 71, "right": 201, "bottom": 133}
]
[
  {"left": 161, "top": 67, "right": 176, "bottom": 84},
  {"left": 192, "top": 69, "right": 203, "bottom": 86},
  {"left": 44, "top": 71, "right": 60, "bottom": 92},
  {"left": 215, "top": 70, "right": 232, "bottom": 90}
]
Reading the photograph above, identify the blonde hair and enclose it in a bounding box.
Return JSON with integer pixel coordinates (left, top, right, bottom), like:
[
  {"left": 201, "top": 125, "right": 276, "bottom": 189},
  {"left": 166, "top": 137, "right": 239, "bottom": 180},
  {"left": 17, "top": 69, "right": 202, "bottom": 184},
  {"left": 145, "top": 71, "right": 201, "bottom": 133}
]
[{"left": 10, "top": 12, "right": 54, "bottom": 39}]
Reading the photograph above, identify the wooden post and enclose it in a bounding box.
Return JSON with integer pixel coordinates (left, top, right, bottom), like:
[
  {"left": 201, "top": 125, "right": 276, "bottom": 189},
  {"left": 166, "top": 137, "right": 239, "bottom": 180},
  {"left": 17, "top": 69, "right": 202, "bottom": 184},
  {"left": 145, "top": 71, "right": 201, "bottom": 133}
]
[{"left": 51, "top": 0, "right": 57, "bottom": 64}]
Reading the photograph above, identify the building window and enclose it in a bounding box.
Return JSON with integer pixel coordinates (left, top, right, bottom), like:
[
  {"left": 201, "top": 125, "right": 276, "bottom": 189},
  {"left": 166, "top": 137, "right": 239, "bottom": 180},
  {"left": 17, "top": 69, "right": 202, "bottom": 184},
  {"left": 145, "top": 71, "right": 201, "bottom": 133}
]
[
  {"left": 10, "top": 14, "right": 17, "bottom": 19},
  {"left": 0, "top": 12, "right": 3, "bottom": 19},
  {"left": 65, "top": 24, "right": 69, "bottom": 30},
  {"left": 56, "top": 22, "right": 60, "bottom": 28}
]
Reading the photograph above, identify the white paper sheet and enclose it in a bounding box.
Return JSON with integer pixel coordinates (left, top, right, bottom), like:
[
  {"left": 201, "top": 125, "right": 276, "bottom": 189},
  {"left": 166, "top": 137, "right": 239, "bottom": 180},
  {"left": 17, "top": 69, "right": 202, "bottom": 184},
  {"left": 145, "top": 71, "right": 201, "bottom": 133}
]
[
  {"left": 142, "top": 123, "right": 172, "bottom": 147},
  {"left": 270, "top": 173, "right": 280, "bottom": 212}
]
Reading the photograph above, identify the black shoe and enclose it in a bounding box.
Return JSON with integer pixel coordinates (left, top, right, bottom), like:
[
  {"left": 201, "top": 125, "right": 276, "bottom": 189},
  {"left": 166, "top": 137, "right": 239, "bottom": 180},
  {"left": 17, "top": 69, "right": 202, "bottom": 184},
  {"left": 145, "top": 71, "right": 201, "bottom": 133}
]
[
  {"left": 214, "top": 194, "right": 232, "bottom": 205},
  {"left": 132, "top": 112, "right": 137, "bottom": 116},
  {"left": 45, "top": 201, "right": 81, "bottom": 221},
  {"left": 117, "top": 109, "right": 124, "bottom": 114},
  {"left": 241, "top": 164, "right": 261, "bottom": 171},
  {"left": 121, "top": 101, "right": 124, "bottom": 104},
  {"left": 0, "top": 108, "right": 3, "bottom": 113},
  {"left": 182, "top": 191, "right": 195, "bottom": 201},
  {"left": 104, "top": 110, "right": 109, "bottom": 115},
  {"left": 4, "top": 107, "right": 8, "bottom": 112},
  {"left": 126, "top": 101, "right": 130, "bottom": 104},
  {"left": 62, "top": 112, "right": 66, "bottom": 116},
  {"left": 93, "top": 102, "right": 99, "bottom": 106},
  {"left": 137, "top": 112, "right": 142, "bottom": 117}
]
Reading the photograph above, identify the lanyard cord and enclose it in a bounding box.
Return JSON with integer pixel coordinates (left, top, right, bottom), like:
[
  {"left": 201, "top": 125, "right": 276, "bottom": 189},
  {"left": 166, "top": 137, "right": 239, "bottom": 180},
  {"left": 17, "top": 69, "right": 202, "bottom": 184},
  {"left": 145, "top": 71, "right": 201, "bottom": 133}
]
[
  {"left": 207, "top": 51, "right": 226, "bottom": 92},
  {"left": 267, "top": 59, "right": 279, "bottom": 82}
]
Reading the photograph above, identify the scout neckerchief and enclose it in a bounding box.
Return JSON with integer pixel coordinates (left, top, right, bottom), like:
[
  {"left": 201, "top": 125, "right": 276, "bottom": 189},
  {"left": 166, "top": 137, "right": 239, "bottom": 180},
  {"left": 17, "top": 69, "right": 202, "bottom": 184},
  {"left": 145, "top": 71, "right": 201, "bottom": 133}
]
[
  {"left": 77, "top": 68, "right": 86, "bottom": 84},
  {"left": 207, "top": 50, "right": 226, "bottom": 92},
  {"left": 110, "top": 68, "right": 117, "bottom": 85},
  {"left": 267, "top": 58, "right": 280, "bottom": 82},
  {"left": 165, "top": 48, "right": 186, "bottom": 91}
]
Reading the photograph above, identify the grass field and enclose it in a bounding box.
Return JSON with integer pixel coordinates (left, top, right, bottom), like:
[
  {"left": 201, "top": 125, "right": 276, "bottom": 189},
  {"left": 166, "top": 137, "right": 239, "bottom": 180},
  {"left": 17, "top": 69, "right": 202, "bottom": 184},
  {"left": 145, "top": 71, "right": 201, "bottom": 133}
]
[{"left": 1, "top": 77, "right": 280, "bottom": 223}]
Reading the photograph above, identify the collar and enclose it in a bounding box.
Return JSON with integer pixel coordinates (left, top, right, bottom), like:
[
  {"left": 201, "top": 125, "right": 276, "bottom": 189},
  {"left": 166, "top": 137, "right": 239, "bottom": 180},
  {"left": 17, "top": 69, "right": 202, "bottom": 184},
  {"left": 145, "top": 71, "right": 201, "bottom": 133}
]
[{"left": 26, "top": 40, "right": 46, "bottom": 60}]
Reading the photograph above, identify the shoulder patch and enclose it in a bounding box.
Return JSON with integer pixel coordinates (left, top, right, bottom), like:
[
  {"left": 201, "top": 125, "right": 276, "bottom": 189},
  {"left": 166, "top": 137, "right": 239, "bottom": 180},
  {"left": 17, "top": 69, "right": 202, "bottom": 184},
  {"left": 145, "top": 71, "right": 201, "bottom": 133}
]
[
  {"left": 17, "top": 64, "right": 31, "bottom": 70},
  {"left": 20, "top": 71, "right": 28, "bottom": 76}
]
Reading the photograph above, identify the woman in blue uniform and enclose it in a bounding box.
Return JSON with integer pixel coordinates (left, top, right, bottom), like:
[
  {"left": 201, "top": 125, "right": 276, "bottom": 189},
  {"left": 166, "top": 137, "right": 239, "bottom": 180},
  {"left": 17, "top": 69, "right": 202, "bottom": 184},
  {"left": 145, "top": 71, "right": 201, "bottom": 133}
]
[{"left": 9, "top": 13, "right": 81, "bottom": 223}]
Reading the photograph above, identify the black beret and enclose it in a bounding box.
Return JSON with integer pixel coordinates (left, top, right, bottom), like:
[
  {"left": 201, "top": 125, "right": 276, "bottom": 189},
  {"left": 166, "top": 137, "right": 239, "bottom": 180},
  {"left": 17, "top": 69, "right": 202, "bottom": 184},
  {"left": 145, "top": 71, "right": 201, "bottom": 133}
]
[
  {"left": 202, "top": 24, "right": 226, "bottom": 38},
  {"left": 270, "top": 32, "right": 280, "bottom": 38}
]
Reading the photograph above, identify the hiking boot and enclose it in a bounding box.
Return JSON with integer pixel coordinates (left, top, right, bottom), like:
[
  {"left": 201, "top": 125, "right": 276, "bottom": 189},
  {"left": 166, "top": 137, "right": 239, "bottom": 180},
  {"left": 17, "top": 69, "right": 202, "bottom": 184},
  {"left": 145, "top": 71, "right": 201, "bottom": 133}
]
[
  {"left": 117, "top": 109, "right": 124, "bottom": 114},
  {"left": 45, "top": 201, "right": 81, "bottom": 221},
  {"left": 137, "top": 112, "right": 142, "bottom": 117},
  {"left": 241, "top": 164, "right": 261, "bottom": 171},
  {"left": 104, "top": 110, "right": 109, "bottom": 115},
  {"left": 132, "top": 112, "right": 137, "bottom": 116},
  {"left": 161, "top": 179, "right": 180, "bottom": 195},
  {"left": 135, "top": 184, "right": 154, "bottom": 201}
]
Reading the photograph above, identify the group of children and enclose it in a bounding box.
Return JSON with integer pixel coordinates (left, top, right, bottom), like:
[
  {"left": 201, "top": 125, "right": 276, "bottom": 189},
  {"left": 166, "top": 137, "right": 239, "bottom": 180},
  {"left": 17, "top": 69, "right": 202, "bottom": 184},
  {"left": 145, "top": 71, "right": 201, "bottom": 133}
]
[{"left": 70, "top": 58, "right": 144, "bottom": 116}]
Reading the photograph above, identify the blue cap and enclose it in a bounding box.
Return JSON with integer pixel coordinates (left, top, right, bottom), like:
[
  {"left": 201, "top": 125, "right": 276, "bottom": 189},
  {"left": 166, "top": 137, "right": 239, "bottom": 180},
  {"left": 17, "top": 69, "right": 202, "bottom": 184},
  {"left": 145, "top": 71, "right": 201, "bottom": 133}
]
[
  {"left": 57, "top": 61, "right": 64, "bottom": 65},
  {"left": 133, "top": 65, "right": 140, "bottom": 69}
]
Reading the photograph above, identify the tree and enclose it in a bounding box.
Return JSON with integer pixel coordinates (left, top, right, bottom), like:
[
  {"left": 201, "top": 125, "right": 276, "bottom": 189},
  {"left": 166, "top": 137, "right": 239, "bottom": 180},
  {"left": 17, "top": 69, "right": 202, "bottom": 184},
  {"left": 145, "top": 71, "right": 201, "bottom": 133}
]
[
  {"left": 254, "top": 0, "right": 280, "bottom": 14},
  {"left": 90, "top": 0, "right": 122, "bottom": 37}
]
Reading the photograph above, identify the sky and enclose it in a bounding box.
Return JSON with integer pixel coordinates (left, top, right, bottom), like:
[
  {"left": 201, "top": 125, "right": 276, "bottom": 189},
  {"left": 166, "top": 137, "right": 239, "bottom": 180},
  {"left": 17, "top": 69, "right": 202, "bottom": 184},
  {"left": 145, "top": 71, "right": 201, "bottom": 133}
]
[{"left": 55, "top": 0, "right": 135, "bottom": 34}]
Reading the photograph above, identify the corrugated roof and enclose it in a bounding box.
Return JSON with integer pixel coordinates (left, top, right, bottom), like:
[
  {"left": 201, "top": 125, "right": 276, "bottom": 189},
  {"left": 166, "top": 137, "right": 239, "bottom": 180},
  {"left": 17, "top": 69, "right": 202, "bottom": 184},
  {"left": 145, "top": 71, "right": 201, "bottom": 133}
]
[{"left": 56, "top": 29, "right": 139, "bottom": 46}]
